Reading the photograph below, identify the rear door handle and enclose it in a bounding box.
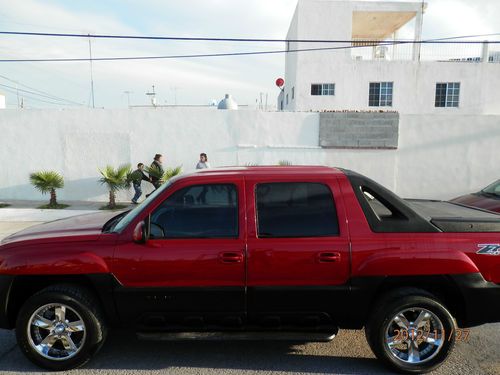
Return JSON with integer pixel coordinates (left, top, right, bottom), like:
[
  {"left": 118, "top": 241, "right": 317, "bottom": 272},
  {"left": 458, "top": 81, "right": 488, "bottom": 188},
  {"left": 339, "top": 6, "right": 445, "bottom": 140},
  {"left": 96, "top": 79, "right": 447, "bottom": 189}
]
[
  {"left": 219, "top": 252, "right": 243, "bottom": 263},
  {"left": 318, "top": 252, "right": 341, "bottom": 263}
]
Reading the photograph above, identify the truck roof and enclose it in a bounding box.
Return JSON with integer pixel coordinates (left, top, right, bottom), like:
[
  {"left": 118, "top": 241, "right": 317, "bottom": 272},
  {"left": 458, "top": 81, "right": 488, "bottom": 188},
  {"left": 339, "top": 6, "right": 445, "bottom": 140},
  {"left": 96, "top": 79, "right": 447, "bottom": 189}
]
[{"left": 188, "top": 166, "right": 343, "bottom": 178}]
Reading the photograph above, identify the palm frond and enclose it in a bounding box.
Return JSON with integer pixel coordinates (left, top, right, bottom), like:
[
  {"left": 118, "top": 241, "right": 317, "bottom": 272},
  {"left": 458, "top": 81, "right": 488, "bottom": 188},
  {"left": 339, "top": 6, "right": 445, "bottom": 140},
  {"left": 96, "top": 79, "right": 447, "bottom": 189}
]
[
  {"left": 29, "top": 171, "right": 64, "bottom": 194},
  {"left": 161, "top": 165, "right": 182, "bottom": 183},
  {"left": 98, "top": 164, "right": 131, "bottom": 191},
  {"left": 145, "top": 164, "right": 163, "bottom": 180}
]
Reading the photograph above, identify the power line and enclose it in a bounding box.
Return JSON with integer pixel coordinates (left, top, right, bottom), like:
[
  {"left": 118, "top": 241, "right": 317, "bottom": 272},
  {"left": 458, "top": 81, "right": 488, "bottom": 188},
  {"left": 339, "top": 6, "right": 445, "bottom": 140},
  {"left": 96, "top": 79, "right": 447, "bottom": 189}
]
[
  {"left": 0, "top": 85, "right": 77, "bottom": 106},
  {"left": 0, "top": 74, "right": 84, "bottom": 105},
  {"left": 0, "top": 38, "right": 497, "bottom": 63},
  {"left": 0, "top": 82, "right": 82, "bottom": 105},
  {"left": 0, "top": 30, "right": 499, "bottom": 43}
]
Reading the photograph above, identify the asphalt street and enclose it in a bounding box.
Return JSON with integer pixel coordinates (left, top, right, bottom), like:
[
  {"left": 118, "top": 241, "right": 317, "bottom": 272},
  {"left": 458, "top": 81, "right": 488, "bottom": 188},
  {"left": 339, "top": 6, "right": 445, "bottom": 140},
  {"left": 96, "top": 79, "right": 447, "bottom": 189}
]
[{"left": 0, "top": 214, "right": 498, "bottom": 375}]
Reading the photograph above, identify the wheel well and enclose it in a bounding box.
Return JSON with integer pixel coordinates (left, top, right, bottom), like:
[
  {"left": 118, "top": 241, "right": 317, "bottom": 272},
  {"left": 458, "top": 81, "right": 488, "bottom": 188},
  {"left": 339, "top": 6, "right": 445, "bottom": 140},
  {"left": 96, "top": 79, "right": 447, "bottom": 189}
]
[
  {"left": 6, "top": 275, "right": 114, "bottom": 328},
  {"left": 369, "top": 275, "right": 467, "bottom": 326}
]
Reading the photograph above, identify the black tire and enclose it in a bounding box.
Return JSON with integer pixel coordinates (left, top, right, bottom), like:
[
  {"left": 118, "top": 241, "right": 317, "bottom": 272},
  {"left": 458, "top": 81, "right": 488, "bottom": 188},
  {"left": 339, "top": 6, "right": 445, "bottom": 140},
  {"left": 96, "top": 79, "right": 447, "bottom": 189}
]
[
  {"left": 15, "top": 284, "right": 107, "bottom": 371},
  {"left": 365, "top": 288, "right": 456, "bottom": 374}
]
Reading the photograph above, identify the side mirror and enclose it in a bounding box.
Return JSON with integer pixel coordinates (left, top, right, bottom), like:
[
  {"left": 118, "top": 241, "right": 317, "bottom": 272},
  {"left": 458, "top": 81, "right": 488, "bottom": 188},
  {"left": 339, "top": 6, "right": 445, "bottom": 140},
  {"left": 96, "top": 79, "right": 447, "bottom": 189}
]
[{"left": 132, "top": 221, "right": 146, "bottom": 244}]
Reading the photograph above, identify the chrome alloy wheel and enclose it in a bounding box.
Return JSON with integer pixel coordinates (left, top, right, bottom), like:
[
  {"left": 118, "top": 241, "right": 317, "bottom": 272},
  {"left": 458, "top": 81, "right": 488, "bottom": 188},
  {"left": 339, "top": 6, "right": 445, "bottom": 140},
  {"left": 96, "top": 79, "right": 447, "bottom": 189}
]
[
  {"left": 384, "top": 307, "right": 445, "bottom": 365},
  {"left": 27, "top": 303, "right": 86, "bottom": 361}
]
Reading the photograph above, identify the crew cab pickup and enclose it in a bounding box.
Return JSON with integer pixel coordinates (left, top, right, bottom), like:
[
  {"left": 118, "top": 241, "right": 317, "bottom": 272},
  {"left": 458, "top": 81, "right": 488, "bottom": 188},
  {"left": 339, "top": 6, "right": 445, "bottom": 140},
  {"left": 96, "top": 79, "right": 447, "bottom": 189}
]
[{"left": 1, "top": 166, "right": 500, "bottom": 373}]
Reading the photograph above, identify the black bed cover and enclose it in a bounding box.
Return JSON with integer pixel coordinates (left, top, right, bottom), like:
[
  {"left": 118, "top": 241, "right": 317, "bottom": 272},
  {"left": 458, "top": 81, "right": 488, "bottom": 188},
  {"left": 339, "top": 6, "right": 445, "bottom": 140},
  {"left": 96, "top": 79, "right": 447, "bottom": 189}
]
[{"left": 406, "top": 199, "right": 500, "bottom": 232}]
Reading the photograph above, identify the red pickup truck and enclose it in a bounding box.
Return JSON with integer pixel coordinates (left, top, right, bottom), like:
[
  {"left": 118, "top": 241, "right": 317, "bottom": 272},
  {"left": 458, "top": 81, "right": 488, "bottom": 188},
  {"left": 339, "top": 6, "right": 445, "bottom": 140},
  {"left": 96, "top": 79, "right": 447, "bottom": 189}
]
[{"left": 1, "top": 166, "right": 500, "bottom": 373}]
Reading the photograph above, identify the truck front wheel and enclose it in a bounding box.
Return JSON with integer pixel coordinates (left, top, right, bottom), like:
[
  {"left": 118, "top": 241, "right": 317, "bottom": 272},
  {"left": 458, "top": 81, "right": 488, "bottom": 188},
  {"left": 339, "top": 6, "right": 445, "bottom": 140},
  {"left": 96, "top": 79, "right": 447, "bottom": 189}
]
[
  {"left": 365, "top": 289, "right": 456, "bottom": 374},
  {"left": 15, "top": 284, "right": 107, "bottom": 371}
]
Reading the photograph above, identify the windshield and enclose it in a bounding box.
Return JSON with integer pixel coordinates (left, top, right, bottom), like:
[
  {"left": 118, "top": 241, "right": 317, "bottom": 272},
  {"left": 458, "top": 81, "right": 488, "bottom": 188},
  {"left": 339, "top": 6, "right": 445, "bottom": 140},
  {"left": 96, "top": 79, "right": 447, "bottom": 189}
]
[
  {"left": 112, "top": 177, "right": 179, "bottom": 233},
  {"left": 481, "top": 180, "right": 500, "bottom": 196}
]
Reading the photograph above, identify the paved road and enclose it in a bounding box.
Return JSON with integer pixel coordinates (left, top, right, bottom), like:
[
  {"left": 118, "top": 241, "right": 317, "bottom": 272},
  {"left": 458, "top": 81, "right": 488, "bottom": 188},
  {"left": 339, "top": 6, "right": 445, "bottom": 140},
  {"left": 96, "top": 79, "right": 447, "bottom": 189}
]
[{"left": 0, "top": 218, "right": 498, "bottom": 374}]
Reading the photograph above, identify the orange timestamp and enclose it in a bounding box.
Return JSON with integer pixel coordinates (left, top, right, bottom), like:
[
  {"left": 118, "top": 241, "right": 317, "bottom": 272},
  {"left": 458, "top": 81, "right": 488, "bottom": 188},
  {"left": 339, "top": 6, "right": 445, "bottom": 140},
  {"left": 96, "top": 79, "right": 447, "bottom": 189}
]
[{"left": 392, "top": 328, "right": 471, "bottom": 343}]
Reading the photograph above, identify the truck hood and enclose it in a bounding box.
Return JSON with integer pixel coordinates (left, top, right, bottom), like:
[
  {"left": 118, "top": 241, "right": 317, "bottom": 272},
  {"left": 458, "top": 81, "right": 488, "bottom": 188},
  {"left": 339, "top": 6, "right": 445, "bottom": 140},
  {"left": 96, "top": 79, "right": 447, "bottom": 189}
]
[{"left": 0, "top": 211, "right": 122, "bottom": 246}]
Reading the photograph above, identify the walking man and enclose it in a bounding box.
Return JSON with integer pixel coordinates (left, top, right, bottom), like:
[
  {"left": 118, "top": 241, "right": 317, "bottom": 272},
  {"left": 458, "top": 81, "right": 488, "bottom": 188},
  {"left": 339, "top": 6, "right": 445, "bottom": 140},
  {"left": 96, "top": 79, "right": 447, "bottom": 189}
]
[{"left": 150, "top": 154, "right": 164, "bottom": 189}]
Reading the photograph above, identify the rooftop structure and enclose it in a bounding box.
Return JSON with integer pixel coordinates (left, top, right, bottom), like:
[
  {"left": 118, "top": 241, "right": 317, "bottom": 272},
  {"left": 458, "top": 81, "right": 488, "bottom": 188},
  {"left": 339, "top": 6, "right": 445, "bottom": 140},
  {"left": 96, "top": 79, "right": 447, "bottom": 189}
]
[{"left": 279, "top": 0, "right": 500, "bottom": 114}]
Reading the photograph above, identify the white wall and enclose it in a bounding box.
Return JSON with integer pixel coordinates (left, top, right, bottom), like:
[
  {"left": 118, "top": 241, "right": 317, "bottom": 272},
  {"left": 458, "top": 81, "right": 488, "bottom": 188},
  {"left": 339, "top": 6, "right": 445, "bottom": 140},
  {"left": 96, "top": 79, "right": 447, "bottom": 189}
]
[
  {"left": 0, "top": 108, "right": 498, "bottom": 202},
  {"left": 282, "top": 0, "right": 500, "bottom": 114},
  {"left": 0, "top": 95, "right": 5, "bottom": 109},
  {"left": 287, "top": 60, "right": 500, "bottom": 114}
]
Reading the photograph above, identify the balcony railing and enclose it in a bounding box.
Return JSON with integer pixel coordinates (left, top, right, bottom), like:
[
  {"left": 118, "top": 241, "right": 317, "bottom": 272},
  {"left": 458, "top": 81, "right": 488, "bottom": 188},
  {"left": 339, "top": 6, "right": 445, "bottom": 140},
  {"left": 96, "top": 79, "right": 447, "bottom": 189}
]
[{"left": 350, "top": 39, "right": 500, "bottom": 63}]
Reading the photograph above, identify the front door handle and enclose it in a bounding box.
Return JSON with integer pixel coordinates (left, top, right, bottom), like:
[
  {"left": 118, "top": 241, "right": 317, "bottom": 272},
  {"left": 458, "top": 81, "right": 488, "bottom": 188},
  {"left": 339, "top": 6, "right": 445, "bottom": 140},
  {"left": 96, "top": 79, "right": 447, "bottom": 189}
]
[
  {"left": 219, "top": 252, "right": 243, "bottom": 263},
  {"left": 318, "top": 252, "right": 341, "bottom": 263}
]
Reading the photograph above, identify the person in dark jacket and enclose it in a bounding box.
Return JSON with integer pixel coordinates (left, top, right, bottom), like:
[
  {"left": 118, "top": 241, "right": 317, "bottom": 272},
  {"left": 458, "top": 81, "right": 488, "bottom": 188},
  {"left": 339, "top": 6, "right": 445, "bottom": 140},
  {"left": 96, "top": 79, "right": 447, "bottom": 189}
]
[
  {"left": 131, "top": 163, "right": 150, "bottom": 204},
  {"left": 149, "top": 154, "right": 164, "bottom": 189}
]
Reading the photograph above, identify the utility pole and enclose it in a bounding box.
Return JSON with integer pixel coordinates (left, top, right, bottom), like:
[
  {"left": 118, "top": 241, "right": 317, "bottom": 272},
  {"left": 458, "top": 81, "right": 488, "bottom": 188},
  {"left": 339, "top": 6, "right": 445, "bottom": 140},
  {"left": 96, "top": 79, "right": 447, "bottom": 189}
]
[
  {"left": 16, "top": 82, "right": 19, "bottom": 108},
  {"left": 171, "top": 86, "right": 178, "bottom": 105},
  {"left": 123, "top": 91, "right": 133, "bottom": 107},
  {"left": 88, "top": 36, "right": 95, "bottom": 108}
]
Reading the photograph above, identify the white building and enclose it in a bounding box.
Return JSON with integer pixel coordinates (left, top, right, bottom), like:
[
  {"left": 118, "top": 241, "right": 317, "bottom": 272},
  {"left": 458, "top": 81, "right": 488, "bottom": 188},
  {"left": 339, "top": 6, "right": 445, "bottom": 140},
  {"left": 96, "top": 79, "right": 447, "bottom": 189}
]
[
  {"left": 0, "top": 93, "right": 5, "bottom": 109},
  {"left": 279, "top": 0, "right": 500, "bottom": 114}
]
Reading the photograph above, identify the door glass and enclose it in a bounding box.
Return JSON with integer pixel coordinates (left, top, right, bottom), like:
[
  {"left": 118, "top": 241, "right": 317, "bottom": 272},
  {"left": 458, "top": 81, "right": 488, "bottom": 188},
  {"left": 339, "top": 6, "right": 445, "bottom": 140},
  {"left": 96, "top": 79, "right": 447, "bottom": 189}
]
[
  {"left": 256, "top": 182, "right": 339, "bottom": 238},
  {"left": 150, "top": 184, "right": 238, "bottom": 239}
]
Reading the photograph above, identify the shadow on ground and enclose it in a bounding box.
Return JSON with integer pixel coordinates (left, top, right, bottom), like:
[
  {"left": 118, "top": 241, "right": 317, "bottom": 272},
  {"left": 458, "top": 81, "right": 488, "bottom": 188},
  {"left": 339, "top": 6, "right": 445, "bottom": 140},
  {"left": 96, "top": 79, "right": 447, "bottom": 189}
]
[{"left": 0, "top": 330, "right": 392, "bottom": 374}]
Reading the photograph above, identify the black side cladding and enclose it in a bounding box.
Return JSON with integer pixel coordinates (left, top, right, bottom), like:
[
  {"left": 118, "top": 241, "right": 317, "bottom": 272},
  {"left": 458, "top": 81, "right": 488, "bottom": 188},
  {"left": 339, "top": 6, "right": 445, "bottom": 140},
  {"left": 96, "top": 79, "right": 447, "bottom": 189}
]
[
  {"left": 341, "top": 169, "right": 440, "bottom": 233},
  {"left": 0, "top": 275, "right": 14, "bottom": 329}
]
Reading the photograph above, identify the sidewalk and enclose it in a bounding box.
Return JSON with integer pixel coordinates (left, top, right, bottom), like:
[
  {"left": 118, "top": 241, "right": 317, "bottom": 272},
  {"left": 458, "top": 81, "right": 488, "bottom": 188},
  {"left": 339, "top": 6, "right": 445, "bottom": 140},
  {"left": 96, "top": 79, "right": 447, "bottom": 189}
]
[
  {"left": 0, "top": 200, "right": 131, "bottom": 240},
  {"left": 0, "top": 200, "right": 122, "bottom": 211}
]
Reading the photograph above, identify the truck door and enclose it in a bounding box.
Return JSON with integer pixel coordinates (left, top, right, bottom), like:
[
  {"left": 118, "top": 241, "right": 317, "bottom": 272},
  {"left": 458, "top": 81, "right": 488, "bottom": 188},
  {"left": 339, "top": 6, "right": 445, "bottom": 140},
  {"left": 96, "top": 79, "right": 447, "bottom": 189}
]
[
  {"left": 245, "top": 176, "right": 350, "bottom": 327},
  {"left": 112, "top": 177, "right": 246, "bottom": 329}
]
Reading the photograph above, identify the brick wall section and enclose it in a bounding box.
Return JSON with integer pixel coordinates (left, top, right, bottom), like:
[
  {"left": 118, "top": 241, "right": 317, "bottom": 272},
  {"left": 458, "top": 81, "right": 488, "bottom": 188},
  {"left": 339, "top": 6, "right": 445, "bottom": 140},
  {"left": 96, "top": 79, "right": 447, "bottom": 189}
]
[{"left": 319, "top": 112, "right": 399, "bottom": 149}]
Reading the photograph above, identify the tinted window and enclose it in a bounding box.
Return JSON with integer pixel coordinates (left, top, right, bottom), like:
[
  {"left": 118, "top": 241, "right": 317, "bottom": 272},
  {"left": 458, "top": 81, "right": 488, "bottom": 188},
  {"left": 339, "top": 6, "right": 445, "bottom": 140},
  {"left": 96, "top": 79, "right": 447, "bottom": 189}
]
[
  {"left": 256, "top": 183, "right": 339, "bottom": 237},
  {"left": 150, "top": 184, "right": 238, "bottom": 238}
]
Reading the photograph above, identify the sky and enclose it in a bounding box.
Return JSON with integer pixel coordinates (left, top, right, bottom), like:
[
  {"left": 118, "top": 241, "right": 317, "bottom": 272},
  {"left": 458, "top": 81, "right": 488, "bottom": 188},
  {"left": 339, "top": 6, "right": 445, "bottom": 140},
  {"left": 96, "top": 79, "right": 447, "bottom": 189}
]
[{"left": 0, "top": 0, "right": 498, "bottom": 109}]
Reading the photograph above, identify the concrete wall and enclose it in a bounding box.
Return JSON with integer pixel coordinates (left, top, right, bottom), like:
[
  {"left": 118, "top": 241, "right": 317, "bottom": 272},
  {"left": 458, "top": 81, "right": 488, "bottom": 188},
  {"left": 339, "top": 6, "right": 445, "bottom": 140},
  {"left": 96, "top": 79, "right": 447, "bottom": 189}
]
[
  {"left": 0, "top": 108, "right": 498, "bottom": 203},
  {"left": 319, "top": 112, "right": 399, "bottom": 149}
]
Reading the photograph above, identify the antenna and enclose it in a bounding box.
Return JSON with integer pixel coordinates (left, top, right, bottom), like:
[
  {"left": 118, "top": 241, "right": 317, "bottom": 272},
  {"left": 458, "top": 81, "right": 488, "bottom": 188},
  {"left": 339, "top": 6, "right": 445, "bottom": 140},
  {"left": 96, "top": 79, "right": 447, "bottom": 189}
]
[{"left": 146, "top": 85, "right": 156, "bottom": 106}]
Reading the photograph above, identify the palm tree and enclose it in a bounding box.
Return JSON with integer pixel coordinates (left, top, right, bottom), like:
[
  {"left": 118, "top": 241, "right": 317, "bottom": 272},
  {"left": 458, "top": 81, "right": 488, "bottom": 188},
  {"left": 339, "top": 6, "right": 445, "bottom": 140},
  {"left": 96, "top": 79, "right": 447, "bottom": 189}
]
[
  {"left": 145, "top": 165, "right": 182, "bottom": 185},
  {"left": 29, "top": 171, "right": 64, "bottom": 207},
  {"left": 98, "top": 164, "right": 131, "bottom": 209},
  {"left": 161, "top": 166, "right": 182, "bottom": 184}
]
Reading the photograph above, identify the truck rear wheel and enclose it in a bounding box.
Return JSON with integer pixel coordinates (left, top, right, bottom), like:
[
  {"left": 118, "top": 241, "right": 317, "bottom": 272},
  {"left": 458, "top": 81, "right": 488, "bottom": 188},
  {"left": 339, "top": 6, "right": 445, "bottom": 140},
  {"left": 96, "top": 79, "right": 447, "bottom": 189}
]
[
  {"left": 365, "top": 289, "right": 456, "bottom": 374},
  {"left": 15, "top": 284, "right": 107, "bottom": 371}
]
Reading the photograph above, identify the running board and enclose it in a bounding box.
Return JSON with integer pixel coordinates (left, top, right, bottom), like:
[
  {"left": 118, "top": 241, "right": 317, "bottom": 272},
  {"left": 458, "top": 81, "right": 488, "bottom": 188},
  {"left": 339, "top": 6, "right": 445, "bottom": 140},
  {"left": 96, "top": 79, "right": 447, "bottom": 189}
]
[{"left": 137, "top": 330, "right": 338, "bottom": 342}]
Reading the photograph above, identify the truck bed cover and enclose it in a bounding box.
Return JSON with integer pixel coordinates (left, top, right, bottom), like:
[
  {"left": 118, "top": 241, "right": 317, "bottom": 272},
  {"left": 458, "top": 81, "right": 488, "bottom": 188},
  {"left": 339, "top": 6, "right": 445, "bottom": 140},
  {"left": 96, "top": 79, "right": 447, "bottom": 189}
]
[{"left": 406, "top": 199, "right": 500, "bottom": 232}]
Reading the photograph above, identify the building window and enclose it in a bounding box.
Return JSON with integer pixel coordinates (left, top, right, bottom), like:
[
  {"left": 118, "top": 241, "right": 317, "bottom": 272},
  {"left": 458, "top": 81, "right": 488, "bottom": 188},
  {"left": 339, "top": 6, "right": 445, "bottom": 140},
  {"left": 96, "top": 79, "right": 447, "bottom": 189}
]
[
  {"left": 286, "top": 94, "right": 289, "bottom": 105},
  {"left": 292, "top": 87, "right": 295, "bottom": 100},
  {"left": 435, "top": 82, "right": 460, "bottom": 107},
  {"left": 311, "top": 83, "right": 335, "bottom": 96},
  {"left": 369, "top": 82, "right": 393, "bottom": 107}
]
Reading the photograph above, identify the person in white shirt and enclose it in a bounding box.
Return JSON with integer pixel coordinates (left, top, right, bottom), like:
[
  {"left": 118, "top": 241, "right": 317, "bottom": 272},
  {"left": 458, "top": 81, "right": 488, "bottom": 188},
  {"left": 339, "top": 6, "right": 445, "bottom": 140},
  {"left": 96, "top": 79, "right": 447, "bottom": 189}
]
[{"left": 196, "top": 153, "right": 211, "bottom": 169}]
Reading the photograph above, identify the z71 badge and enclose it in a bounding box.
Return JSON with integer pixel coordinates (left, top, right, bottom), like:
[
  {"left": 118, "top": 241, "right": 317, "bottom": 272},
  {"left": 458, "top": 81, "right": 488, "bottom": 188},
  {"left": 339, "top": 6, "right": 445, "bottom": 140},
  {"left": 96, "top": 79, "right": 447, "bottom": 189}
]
[{"left": 477, "top": 244, "right": 500, "bottom": 256}]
